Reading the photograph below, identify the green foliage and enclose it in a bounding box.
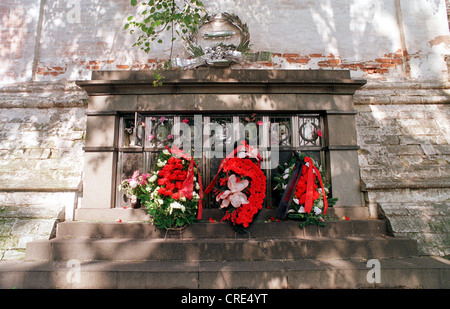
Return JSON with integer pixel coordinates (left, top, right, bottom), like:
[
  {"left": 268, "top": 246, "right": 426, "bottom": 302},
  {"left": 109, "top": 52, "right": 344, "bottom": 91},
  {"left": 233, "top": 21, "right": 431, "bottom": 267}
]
[
  {"left": 125, "top": 0, "right": 207, "bottom": 54},
  {"left": 273, "top": 153, "right": 303, "bottom": 192}
]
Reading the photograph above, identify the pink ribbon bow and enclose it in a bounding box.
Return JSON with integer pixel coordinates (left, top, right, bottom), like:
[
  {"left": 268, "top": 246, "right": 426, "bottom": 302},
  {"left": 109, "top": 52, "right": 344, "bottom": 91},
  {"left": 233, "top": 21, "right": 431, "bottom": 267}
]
[{"left": 216, "top": 174, "right": 250, "bottom": 208}]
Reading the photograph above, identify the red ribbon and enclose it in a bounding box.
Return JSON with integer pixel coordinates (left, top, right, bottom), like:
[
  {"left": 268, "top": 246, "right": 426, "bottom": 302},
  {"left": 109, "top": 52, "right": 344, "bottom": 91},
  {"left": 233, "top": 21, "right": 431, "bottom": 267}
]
[
  {"left": 170, "top": 146, "right": 204, "bottom": 220},
  {"left": 304, "top": 157, "right": 328, "bottom": 215}
]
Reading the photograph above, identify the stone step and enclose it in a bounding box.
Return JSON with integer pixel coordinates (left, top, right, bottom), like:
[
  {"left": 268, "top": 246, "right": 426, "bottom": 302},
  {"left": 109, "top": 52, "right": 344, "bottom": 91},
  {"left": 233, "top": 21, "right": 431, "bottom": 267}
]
[
  {"left": 74, "top": 207, "right": 371, "bottom": 222},
  {"left": 1, "top": 257, "right": 449, "bottom": 289},
  {"left": 56, "top": 220, "right": 388, "bottom": 239},
  {"left": 26, "top": 236, "right": 418, "bottom": 262}
]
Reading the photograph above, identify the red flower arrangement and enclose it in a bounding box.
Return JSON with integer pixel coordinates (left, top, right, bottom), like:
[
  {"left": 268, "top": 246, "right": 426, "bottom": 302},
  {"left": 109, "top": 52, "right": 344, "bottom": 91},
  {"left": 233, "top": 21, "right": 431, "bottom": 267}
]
[
  {"left": 156, "top": 156, "right": 188, "bottom": 199},
  {"left": 205, "top": 141, "right": 266, "bottom": 232},
  {"left": 121, "top": 147, "right": 203, "bottom": 230}
]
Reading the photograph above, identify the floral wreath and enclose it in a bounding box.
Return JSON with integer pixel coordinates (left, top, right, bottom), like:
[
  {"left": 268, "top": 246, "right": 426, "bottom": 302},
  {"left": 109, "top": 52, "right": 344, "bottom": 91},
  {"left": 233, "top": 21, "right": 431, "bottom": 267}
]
[
  {"left": 274, "top": 153, "right": 337, "bottom": 227},
  {"left": 204, "top": 141, "right": 266, "bottom": 232},
  {"left": 120, "top": 146, "right": 203, "bottom": 230},
  {"left": 187, "top": 12, "right": 251, "bottom": 58}
]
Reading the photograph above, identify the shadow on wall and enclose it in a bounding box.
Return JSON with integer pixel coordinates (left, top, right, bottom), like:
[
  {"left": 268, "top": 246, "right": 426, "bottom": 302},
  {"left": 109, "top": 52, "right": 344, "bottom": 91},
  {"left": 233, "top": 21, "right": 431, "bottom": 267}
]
[
  {"left": 0, "top": 1, "right": 39, "bottom": 83},
  {"left": 356, "top": 101, "right": 450, "bottom": 256},
  {"left": 4, "top": 0, "right": 448, "bottom": 82}
]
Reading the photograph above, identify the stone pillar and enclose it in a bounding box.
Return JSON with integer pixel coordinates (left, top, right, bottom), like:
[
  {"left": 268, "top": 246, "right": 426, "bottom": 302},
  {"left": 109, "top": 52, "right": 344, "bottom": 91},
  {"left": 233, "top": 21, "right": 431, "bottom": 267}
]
[
  {"left": 80, "top": 112, "right": 118, "bottom": 210},
  {"left": 325, "top": 111, "right": 363, "bottom": 207}
]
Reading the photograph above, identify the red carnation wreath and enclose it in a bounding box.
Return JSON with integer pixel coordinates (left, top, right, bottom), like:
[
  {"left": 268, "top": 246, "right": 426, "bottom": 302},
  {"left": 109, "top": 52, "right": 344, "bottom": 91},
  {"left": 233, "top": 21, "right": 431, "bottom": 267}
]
[{"left": 205, "top": 141, "right": 266, "bottom": 232}]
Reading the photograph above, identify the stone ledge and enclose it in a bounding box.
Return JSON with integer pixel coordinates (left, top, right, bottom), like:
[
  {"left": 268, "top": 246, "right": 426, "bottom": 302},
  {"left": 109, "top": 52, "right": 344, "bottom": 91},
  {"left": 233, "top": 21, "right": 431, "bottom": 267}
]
[
  {"left": 74, "top": 207, "right": 371, "bottom": 222},
  {"left": 56, "top": 220, "right": 386, "bottom": 240},
  {"left": 0, "top": 81, "right": 88, "bottom": 108},
  {"left": 78, "top": 69, "right": 366, "bottom": 96},
  {"left": 90, "top": 69, "right": 354, "bottom": 82},
  {"left": 361, "top": 178, "right": 450, "bottom": 191},
  {"left": 355, "top": 81, "right": 450, "bottom": 105}
]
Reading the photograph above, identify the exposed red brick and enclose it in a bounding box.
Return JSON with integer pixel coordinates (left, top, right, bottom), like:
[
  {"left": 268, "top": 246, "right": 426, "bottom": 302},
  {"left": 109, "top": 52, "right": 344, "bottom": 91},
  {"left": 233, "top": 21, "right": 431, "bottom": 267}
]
[
  {"left": 376, "top": 69, "right": 389, "bottom": 74},
  {"left": 375, "top": 58, "right": 392, "bottom": 63},
  {"left": 260, "top": 61, "right": 273, "bottom": 67},
  {"left": 363, "top": 68, "right": 389, "bottom": 74},
  {"left": 327, "top": 58, "right": 341, "bottom": 65},
  {"left": 282, "top": 53, "right": 300, "bottom": 58},
  {"left": 363, "top": 63, "right": 381, "bottom": 69},
  {"left": 381, "top": 63, "right": 396, "bottom": 68},
  {"left": 319, "top": 58, "right": 341, "bottom": 67},
  {"left": 341, "top": 63, "right": 358, "bottom": 70},
  {"left": 116, "top": 65, "right": 130, "bottom": 69},
  {"left": 363, "top": 68, "right": 376, "bottom": 74},
  {"left": 310, "top": 53, "right": 325, "bottom": 58},
  {"left": 285, "top": 57, "right": 296, "bottom": 63},
  {"left": 294, "top": 58, "right": 310, "bottom": 64}
]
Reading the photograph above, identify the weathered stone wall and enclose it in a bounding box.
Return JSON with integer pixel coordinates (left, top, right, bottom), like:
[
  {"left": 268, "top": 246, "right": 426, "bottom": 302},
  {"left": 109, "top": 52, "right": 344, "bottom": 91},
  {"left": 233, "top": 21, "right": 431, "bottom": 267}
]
[
  {"left": 0, "top": 82, "right": 86, "bottom": 260},
  {"left": 0, "top": 0, "right": 449, "bottom": 259},
  {"left": 355, "top": 83, "right": 450, "bottom": 256},
  {"left": 0, "top": 192, "right": 76, "bottom": 259},
  {"left": 0, "top": 106, "right": 86, "bottom": 191}
]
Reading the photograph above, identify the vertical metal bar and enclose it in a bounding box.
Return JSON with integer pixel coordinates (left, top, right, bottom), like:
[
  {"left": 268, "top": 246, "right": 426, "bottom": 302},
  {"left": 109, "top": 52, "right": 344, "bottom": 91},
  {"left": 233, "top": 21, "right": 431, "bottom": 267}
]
[
  {"left": 173, "top": 116, "right": 181, "bottom": 143},
  {"left": 115, "top": 151, "right": 123, "bottom": 208},
  {"left": 233, "top": 116, "right": 240, "bottom": 144},
  {"left": 203, "top": 116, "right": 211, "bottom": 206},
  {"left": 262, "top": 116, "right": 271, "bottom": 208},
  {"left": 292, "top": 115, "right": 300, "bottom": 148}
]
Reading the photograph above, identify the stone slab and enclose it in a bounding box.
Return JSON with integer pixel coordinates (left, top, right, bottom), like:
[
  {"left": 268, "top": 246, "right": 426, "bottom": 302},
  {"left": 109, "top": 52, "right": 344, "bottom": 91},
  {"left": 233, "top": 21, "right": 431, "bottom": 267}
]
[
  {"left": 55, "top": 219, "right": 387, "bottom": 239},
  {"left": 1, "top": 257, "right": 448, "bottom": 289},
  {"left": 73, "top": 207, "right": 371, "bottom": 222},
  {"left": 25, "top": 236, "right": 418, "bottom": 262},
  {"left": 91, "top": 69, "right": 351, "bottom": 81}
]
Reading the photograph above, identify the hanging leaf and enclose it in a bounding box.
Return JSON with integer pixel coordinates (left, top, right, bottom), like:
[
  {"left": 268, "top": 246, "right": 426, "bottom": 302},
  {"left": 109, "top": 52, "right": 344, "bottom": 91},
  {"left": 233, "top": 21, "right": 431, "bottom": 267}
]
[{"left": 125, "top": 0, "right": 207, "bottom": 54}]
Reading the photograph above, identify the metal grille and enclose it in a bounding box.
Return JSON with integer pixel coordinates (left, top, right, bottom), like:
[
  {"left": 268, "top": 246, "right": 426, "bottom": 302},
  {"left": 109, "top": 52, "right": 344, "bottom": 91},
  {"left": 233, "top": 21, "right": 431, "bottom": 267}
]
[{"left": 117, "top": 113, "right": 325, "bottom": 208}]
